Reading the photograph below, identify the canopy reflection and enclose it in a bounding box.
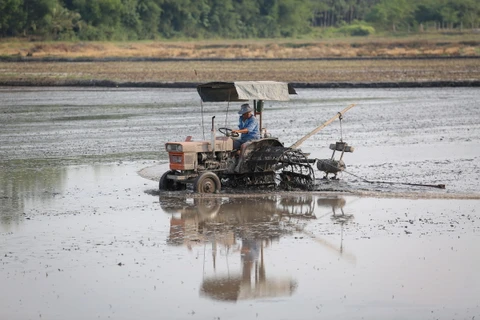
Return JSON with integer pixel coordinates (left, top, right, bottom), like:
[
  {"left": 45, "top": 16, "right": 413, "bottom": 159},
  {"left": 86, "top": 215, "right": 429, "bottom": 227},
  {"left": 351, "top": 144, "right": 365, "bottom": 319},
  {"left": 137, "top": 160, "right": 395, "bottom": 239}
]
[{"left": 159, "top": 194, "right": 354, "bottom": 302}]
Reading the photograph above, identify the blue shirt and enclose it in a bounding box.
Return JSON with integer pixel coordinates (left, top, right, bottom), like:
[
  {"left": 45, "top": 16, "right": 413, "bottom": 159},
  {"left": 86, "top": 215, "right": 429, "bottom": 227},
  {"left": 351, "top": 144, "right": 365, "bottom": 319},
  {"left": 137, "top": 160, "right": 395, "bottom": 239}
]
[{"left": 239, "top": 115, "right": 260, "bottom": 141}]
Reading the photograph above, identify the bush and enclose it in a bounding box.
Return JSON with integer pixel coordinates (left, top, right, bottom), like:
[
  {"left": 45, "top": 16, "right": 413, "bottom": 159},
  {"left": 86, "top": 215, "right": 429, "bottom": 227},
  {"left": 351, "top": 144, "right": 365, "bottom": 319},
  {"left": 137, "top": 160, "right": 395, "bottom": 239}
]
[{"left": 337, "top": 24, "right": 375, "bottom": 36}]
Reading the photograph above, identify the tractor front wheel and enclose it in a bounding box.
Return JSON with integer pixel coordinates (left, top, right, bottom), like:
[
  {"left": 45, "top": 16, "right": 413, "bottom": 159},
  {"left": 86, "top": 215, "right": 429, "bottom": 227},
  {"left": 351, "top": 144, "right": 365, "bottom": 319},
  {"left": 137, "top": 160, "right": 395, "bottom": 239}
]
[
  {"left": 159, "top": 170, "right": 186, "bottom": 191},
  {"left": 193, "top": 172, "right": 221, "bottom": 194}
]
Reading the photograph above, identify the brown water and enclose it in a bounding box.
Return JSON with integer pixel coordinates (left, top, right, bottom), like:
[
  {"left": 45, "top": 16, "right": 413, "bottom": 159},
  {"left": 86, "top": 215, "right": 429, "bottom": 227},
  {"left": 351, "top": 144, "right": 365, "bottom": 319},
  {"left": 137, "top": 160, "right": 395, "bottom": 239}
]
[{"left": 1, "top": 87, "right": 479, "bottom": 319}]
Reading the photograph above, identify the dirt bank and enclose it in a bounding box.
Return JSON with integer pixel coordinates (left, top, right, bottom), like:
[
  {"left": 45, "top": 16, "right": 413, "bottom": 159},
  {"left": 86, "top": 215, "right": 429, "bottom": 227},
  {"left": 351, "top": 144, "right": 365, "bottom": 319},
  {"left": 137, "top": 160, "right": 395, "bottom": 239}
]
[
  {"left": 0, "top": 79, "right": 479, "bottom": 88},
  {"left": 0, "top": 57, "right": 479, "bottom": 87}
]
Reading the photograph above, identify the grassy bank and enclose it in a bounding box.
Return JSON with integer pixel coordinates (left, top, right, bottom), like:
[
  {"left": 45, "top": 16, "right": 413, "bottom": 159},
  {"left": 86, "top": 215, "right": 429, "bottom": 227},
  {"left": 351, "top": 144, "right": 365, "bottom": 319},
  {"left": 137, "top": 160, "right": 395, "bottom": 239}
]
[
  {"left": 1, "top": 35, "right": 479, "bottom": 59},
  {"left": 0, "top": 36, "right": 479, "bottom": 85},
  {"left": 1, "top": 58, "right": 479, "bottom": 85}
]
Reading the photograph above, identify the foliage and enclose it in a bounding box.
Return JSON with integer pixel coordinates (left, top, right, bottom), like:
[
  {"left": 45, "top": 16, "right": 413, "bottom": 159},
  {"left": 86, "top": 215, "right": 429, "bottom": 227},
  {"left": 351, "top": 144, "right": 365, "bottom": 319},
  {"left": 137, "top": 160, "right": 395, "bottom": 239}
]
[
  {"left": 336, "top": 21, "right": 375, "bottom": 36},
  {"left": 0, "top": 0, "right": 478, "bottom": 40}
]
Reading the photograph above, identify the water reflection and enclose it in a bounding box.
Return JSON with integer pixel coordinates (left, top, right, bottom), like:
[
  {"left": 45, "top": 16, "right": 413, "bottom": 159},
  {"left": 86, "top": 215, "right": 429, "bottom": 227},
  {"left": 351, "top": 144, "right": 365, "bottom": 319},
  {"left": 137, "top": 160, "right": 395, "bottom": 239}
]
[
  {"left": 201, "top": 237, "right": 297, "bottom": 302},
  {"left": 0, "top": 163, "right": 142, "bottom": 231},
  {"left": 0, "top": 165, "right": 67, "bottom": 228},
  {"left": 316, "top": 197, "right": 355, "bottom": 260},
  {"left": 160, "top": 194, "right": 352, "bottom": 302}
]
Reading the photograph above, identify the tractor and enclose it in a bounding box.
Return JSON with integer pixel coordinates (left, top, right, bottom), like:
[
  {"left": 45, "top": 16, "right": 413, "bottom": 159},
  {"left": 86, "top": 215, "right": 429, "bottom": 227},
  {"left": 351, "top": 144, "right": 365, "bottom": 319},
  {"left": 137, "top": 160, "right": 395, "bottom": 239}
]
[{"left": 159, "top": 81, "right": 354, "bottom": 194}]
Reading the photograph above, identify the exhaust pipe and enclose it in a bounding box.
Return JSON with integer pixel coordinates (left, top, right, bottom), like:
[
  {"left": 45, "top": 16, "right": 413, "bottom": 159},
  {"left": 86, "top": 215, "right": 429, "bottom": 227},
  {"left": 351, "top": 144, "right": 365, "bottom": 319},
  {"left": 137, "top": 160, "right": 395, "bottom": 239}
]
[{"left": 211, "top": 116, "right": 216, "bottom": 154}]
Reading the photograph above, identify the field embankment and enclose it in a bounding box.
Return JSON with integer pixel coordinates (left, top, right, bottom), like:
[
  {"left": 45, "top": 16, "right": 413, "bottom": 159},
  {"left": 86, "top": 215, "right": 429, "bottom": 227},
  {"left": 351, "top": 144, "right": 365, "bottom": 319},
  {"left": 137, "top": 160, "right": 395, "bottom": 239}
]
[{"left": 0, "top": 37, "right": 479, "bottom": 87}]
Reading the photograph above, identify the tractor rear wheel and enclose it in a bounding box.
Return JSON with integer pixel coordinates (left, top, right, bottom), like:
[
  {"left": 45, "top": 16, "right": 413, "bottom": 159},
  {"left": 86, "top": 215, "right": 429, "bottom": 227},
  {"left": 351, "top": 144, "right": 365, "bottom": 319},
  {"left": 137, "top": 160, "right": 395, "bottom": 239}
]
[
  {"left": 159, "top": 170, "right": 186, "bottom": 191},
  {"left": 194, "top": 172, "right": 221, "bottom": 194}
]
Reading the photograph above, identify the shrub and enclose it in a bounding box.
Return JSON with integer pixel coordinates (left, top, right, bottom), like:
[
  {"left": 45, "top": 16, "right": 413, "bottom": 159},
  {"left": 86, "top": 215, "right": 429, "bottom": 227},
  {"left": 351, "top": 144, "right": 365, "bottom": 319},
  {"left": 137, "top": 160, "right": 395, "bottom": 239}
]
[{"left": 337, "top": 23, "right": 375, "bottom": 36}]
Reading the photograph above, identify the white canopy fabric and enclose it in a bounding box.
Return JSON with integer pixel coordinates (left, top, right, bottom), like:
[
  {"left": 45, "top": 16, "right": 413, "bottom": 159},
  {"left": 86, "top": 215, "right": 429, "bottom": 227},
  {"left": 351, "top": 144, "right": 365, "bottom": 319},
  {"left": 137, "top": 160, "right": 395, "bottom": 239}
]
[
  {"left": 197, "top": 81, "right": 296, "bottom": 102},
  {"left": 200, "top": 276, "right": 296, "bottom": 301}
]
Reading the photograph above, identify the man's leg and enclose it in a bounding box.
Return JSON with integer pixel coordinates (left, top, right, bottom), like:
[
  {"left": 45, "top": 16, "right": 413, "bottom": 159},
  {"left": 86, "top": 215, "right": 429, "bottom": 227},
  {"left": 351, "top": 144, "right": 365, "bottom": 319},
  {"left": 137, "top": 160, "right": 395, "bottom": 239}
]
[
  {"left": 233, "top": 136, "right": 247, "bottom": 150},
  {"left": 234, "top": 140, "right": 252, "bottom": 173},
  {"left": 233, "top": 139, "right": 242, "bottom": 150}
]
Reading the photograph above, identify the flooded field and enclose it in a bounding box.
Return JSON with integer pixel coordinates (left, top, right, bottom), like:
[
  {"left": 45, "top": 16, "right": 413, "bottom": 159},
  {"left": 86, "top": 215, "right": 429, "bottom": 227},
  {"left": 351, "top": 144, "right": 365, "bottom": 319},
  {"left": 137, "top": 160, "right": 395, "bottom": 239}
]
[{"left": 1, "top": 87, "right": 479, "bottom": 319}]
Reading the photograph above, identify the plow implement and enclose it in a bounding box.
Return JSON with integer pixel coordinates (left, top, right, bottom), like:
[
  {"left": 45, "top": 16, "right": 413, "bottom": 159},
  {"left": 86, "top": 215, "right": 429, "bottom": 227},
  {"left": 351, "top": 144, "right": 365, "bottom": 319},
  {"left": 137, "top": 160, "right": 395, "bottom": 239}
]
[{"left": 226, "top": 145, "right": 315, "bottom": 191}]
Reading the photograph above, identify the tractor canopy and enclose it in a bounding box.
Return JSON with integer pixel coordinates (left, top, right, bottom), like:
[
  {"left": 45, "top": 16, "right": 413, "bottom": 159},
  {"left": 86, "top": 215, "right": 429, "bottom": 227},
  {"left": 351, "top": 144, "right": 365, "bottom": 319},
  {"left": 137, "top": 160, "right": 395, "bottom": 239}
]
[{"left": 197, "top": 81, "right": 296, "bottom": 102}]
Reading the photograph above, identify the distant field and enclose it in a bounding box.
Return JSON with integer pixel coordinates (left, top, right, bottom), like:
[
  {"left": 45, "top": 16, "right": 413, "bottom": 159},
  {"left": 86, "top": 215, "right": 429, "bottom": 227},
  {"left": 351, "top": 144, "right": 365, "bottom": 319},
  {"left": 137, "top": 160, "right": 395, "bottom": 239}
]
[
  {"left": 0, "top": 36, "right": 479, "bottom": 85},
  {"left": 1, "top": 36, "right": 479, "bottom": 59},
  {"left": 1, "top": 59, "right": 479, "bottom": 85}
]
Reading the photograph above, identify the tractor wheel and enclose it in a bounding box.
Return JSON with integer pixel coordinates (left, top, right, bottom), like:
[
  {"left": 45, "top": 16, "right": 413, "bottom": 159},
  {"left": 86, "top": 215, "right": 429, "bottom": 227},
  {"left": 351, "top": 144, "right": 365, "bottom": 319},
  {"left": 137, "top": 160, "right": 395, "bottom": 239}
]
[
  {"left": 159, "top": 170, "right": 186, "bottom": 191},
  {"left": 193, "top": 172, "right": 221, "bottom": 194},
  {"left": 194, "top": 198, "right": 221, "bottom": 218}
]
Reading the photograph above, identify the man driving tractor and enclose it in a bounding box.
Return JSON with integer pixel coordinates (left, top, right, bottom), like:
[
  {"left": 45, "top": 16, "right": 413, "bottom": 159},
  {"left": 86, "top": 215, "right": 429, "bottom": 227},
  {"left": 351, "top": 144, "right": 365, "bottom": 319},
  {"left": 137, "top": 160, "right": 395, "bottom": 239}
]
[{"left": 231, "top": 103, "right": 260, "bottom": 150}]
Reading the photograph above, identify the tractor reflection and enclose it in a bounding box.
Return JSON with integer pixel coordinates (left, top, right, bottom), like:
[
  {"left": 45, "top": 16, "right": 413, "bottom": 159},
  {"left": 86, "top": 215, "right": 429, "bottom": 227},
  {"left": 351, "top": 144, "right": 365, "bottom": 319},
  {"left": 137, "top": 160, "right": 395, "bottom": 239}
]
[{"left": 160, "top": 194, "right": 353, "bottom": 302}]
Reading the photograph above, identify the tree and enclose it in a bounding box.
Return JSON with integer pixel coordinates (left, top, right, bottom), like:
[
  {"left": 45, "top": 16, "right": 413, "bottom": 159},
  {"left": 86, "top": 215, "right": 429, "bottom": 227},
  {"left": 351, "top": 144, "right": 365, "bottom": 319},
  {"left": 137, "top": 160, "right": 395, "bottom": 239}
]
[
  {"left": 0, "top": 0, "right": 24, "bottom": 36},
  {"left": 414, "top": 0, "right": 442, "bottom": 26},
  {"left": 46, "top": 2, "right": 82, "bottom": 39},
  {"left": 137, "top": 0, "right": 162, "bottom": 38},
  {"left": 72, "top": 0, "right": 122, "bottom": 27},
  {"left": 233, "top": 0, "right": 260, "bottom": 36},
  {"left": 277, "top": 0, "right": 311, "bottom": 36},
  {"left": 440, "top": 5, "right": 458, "bottom": 29},
  {"left": 23, "top": 0, "right": 58, "bottom": 34},
  {"left": 207, "top": 0, "right": 238, "bottom": 37},
  {"left": 367, "top": 0, "right": 416, "bottom": 32},
  {"left": 121, "top": 0, "right": 141, "bottom": 33},
  {"left": 158, "top": 0, "right": 192, "bottom": 37},
  {"left": 450, "top": 0, "right": 480, "bottom": 29},
  {"left": 308, "top": 0, "right": 329, "bottom": 27},
  {"left": 0, "top": 0, "right": 478, "bottom": 40}
]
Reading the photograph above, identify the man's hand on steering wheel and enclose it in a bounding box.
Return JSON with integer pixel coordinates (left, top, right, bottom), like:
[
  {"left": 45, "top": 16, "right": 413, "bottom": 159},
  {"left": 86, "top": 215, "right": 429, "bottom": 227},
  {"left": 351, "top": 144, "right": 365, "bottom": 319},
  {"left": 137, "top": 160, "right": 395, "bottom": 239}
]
[{"left": 218, "top": 127, "right": 239, "bottom": 138}]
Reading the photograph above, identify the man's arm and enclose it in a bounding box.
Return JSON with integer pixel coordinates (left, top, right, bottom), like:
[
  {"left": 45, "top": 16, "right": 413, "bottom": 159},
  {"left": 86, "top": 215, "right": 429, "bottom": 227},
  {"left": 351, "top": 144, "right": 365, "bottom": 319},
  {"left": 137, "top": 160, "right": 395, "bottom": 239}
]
[
  {"left": 232, "top": 128, "right": 248, "bottom": 134},
  {"left": 232, "top": 117, "right": 257, "bottom": 134}
]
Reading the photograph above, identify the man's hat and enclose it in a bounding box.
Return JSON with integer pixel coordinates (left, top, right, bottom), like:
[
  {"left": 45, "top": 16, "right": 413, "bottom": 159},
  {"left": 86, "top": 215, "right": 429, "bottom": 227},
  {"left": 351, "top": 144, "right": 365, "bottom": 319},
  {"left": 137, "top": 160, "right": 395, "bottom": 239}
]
[{"left": 238, "top": 103, "right": 253, "bottom": 115}]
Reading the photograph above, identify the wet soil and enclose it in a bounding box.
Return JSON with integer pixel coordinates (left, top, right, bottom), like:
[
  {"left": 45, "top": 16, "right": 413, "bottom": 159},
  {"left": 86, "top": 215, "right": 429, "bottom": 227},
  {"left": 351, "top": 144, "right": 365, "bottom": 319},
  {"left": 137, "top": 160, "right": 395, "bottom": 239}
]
[{"left": 1, "top": 87, "right": 479, "bottom": 319}]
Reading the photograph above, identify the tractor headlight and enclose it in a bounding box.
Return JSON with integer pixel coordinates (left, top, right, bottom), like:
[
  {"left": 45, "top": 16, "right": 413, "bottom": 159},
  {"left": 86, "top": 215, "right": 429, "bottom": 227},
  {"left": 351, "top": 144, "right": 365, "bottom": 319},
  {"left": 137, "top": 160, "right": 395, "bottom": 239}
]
[{"left": 166, "top": 144, "right": 183, "bottom": 152}]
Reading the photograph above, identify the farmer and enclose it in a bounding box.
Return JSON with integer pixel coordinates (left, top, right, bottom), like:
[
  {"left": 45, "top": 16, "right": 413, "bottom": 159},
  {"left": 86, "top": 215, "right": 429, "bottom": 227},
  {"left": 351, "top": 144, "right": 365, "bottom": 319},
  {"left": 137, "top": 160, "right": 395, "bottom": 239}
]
[{"left": 231, "top": 103, "right": 260, "bottom": 150}]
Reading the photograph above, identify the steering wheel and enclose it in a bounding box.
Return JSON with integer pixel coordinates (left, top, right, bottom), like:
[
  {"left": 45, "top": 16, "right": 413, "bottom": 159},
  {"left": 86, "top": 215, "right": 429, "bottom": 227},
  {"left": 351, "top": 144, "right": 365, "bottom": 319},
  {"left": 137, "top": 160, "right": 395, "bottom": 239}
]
[{"left": 218, "top": 127, "right": 239, "bottom": 138}]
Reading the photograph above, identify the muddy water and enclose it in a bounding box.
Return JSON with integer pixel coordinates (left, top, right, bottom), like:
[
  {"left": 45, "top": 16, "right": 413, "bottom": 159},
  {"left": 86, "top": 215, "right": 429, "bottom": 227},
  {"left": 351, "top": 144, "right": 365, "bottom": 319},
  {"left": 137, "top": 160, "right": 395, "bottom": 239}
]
[{"left": 1, "top": 87, "right": 480, "bottom": 319}]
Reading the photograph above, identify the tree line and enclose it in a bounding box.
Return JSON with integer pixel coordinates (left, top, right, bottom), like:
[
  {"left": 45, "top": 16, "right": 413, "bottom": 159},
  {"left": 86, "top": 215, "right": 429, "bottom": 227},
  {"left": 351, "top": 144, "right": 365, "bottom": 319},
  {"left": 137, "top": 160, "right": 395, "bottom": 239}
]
[{"left": 0, "top": 0, "right": 479, "bottom": 40}]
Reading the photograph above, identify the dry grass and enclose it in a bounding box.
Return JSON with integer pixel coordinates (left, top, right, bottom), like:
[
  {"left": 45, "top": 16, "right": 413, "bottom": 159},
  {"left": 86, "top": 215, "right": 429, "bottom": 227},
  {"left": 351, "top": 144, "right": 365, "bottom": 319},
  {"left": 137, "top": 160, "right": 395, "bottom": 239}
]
[{"left": 1, "top": 36, "right": 479, "bottom": 59}]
